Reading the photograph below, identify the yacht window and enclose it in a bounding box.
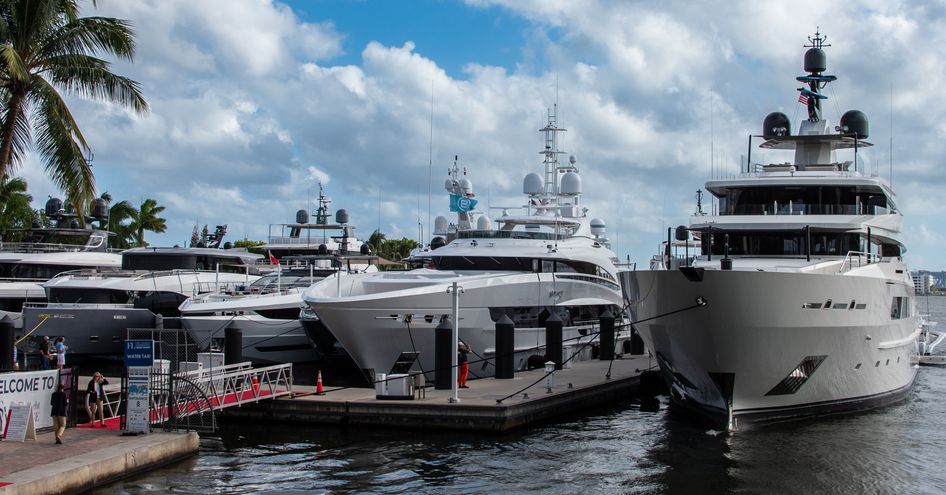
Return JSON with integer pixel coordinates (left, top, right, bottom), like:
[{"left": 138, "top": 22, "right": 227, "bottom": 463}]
[
  {"left": 432, "top": 256, "right": 535, "bottom": 271},
  {"left": 9, "top": 264, "right": 87, "bottom": 280},
  {"left": 702, "top": 231, "right": 859, "bottom": 257},
  {"left": 719, "top": 186, "right": 889, "bottom": 216}
]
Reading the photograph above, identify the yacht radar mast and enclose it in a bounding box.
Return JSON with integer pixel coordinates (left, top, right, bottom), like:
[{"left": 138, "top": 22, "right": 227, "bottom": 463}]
[
  {"left": 797, "top": 27, "right": 836, "bottom": 123},
  {"left": 533, "top": 105, "right": 581, "bottom": 218}
]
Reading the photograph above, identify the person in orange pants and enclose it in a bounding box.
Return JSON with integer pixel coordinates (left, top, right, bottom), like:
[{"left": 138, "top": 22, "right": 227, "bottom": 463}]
[{"left": 458, "top": 339, "right": 471, "bottom": 388}]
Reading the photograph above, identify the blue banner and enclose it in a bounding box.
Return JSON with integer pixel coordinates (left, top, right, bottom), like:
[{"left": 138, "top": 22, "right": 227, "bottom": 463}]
[
  {"left": 449, "top": 194, "right": 478, "bottom": 213},
  {"left": 124, "top": 340, "right": 154, "bottom": 367}
]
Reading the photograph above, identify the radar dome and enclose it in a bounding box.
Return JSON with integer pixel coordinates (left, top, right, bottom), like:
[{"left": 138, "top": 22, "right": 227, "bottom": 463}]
[
  {"left": 45, "top": 197, "right": 63, "bottom": 217},
  {"left": 444, "top": 179, "right": 455, "bottom": 190},
  {"left": 459, "top": 178, "right": 473, "bottom": 195},
  {"left": 430, "top": 236, "right": 446, "bottom": 250},
  {"left": 360, "top": 243, "right": 370, "bottom": 255},
  {"left": 675, "top": 225, "right": 688, "bottom": 241},
  {"left": 523, "top": 173, "right": 543, "bottom": 196},
  {"left": 296, "top": 209, "right": 309, "bottom": 224},
  {"left": 560, "top": 172, "right": 581, "bottom": 195},
  {"left": 335, "top": 209, "right": 349, "bottom": 224},
  {"left": 318, "top": 244, "right": 328, "bottom": 255},
  {"left": 476, "top": 216, "right": 492, "bottom": 230},
  {"left": 223, "top": 242, "right": 233, "bottom": 249},
  {"left": 590, "top": 218, "right": 606, "bottom": 237},
  {"left": 91, "top": 198, "right": 108, "bottom": 219},
  {"left": 804, "top": 47, "right": 826, "bottom": 73},
  {"left": 840, "top": 110, "right": 869, "bottom": 139},
  {"left": 763, "top": 112, "right": 791, "bottom": 138},
  {"left": 434, "top": 216, "right": 449, "bottom": 235}
]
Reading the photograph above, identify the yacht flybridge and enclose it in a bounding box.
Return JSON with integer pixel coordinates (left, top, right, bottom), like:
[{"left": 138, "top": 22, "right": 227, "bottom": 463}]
[
  {"left": 303, "top": 108, "right": 627, "bottom": 380},
  {"left": 620, "top": 31, "right": 919, "bottom": 430}
]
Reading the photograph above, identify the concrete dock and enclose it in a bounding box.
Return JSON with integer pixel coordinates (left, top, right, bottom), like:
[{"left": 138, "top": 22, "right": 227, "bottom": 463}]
[
  {"left": 223, "top": 354, "right": 653, "bottom": 432},
  {"left": 0, "top": 428, "right": 198, "bottom": 495}
]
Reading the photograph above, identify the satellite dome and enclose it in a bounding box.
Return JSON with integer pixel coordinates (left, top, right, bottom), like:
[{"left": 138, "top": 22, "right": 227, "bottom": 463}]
[
  {"left": 675, "top": 225, "right": 688, "bottom": 241},
  {"left": 840, "top": 110, "right": 869, "bottom": 139},
  {"left": 590, "top": 218, "right": 606, "bottom": 236},
  {"left": 569, "top": 155, "right": 577, "bottom": 165},
  {"left": 223, "top": 241, "right": 233, "bottom": 249},
  {"left": 360, "top": 243, "right": 370, "bottom": 255},
  {"left": 296, "top": 209, "right": 309, "bottom": 224},
  {"left": 91, "top": 198, "right": 108, "bottom": 219},
  {"left": 523, "top": 173, "right": 543, "bottom": 196},
  {"left": 45, "top": 197, "right": 63, "bottom": 217},
  {"left": 433, "top": 216, "right": 448, "bottom": 235},
  {"left": 459, "top": 178, "right": 473, "bottom": 195},
  {"left": 430, "top": 236, "right": 446, "bottom": 250},
  {"left": 444, "top": 179, "right": 455, "bottom": 190},
  {"left": 560, "top": 172, "right": 581, "bottom": 195},
  {"left": 69, "top": 219, "right": 80, "bottom": 229},
  {"left": 804, "top": 47, "right": 827, "bottom": 73},
  {"left": 335, "top": 209, "right": 349, "bottom": 224},
  {"left": 763, "top": 112, "right": 791, "bottom": 138},
  {"left": 476, "top": 216, "right": 492, "bottom": 230},
  {"left": 318, "top": 244, "right": 328, "bottom": 255}
]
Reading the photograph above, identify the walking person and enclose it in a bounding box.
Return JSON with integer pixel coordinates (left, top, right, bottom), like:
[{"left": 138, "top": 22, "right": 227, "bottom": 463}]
[
  {"left": 86, "top": 372, "right": 108, "bottom": 427},
  {"left": 54, "top": 337, "right": 67, "bottom": 369},
  {"left": 50, "top": 383, "right": 68, "bottom": 444},
  {"left": 39, "top": 336, "right": 51, "bottom": 370},
  {"left": 458, "top": 339, "right": 471, "bottom": 388}
]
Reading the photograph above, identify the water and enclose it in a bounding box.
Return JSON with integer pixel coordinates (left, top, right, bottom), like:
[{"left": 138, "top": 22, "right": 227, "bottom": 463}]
[{"left": 98, "top": 296, "right": 946, "bottom": 494}]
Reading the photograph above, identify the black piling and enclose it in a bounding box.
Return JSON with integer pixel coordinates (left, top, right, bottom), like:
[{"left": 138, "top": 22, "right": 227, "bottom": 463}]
[
  {"left": 630, "top": 326, "right": 645, "bottom": 355},
  {"left": 0, "top": 316, "right": 12, "bottom": 370},
  {"left": 434, "top": 317, "right": 453, "bottom": 390},
  {"left": 598, "top": 310, "right": 615, "bottom": 361},
  {"left": 545, "top": 311, "right": 563, "bottom": 370},
  {"left": 224, "top": 324, "right": 243, "bottom": 365},
  {"left": 494, "top": 314, "right": 515, "bottom": 378}
]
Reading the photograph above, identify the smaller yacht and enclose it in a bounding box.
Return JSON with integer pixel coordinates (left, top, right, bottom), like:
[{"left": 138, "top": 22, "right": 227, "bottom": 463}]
[
  {"left": 181, "top": 193, "right": 375, "bottom": 365},
  {"left": 0, "top": 197, "right": 122, "bottom": 329},
  {"left": 22, "top": 234, "right": 263, "bottom": 358}
]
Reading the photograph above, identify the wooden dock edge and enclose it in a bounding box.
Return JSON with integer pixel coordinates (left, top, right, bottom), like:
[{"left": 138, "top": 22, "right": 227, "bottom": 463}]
[{"left": 223, "top": 375, "right": 640, "bottom": 432}]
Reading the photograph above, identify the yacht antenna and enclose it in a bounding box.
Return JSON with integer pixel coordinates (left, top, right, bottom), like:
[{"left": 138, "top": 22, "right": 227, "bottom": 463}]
[
  {"left": 798, "top": 27, "right": 836, "bottom": 123},
  {"left": 889, "top": 82, "right": 893, "bottom": 185},
  {"left": 695, "top": 189, "right": 705, "bottom": 215},
  {"left": 427, "top": 80, "right": 434, "bottom": 244}
]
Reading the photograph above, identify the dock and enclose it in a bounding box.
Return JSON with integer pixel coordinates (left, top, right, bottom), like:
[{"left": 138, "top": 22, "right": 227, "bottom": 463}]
[
  {"left": 0, "top": 428, "right": 197, "bottom": 495},
  {"left": 223, "top": 354, "right": 653, "bottom": 432}
]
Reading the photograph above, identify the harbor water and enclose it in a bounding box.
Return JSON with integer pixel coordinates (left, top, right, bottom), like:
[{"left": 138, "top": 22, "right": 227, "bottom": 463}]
[{"left": 97, "top": 296, "right": 946, "bottom": 494}]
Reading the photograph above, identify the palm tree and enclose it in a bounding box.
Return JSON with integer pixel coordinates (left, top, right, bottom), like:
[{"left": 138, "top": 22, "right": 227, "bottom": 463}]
[
  {"left": 128, "top": 198, "right": 165, "bottom": 247},
  {"left": 0, "top": 176, "right": 35, "bottom": 240},
  {"left": 0, "top": 0, "right": 148, "bottom": 216},
  {"left": 106, "top": 198, "right": 135, "bottom": 248}
]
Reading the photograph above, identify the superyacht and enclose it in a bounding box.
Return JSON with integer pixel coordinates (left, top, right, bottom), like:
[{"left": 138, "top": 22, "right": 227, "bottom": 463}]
[
  {"left": 304, "top": 108, "right": 627, "bottom": 380},
  {"left": 621, "top": 31, "right": 919, "bottom": 430}
]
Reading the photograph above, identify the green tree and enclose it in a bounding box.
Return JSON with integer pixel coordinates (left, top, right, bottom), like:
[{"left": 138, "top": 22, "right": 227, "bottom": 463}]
[
  {"left": 106, "top": 199, "right": 135, "bottom": 248},
  {"left": 189, "top": 224, "right": 199, "bottom": 247},
  {"left": 367, "top": 229, "right": 385, "bottom": 254},
  {"left": 0, "top": 0, "right": 148, "bottom": 217},
  {"left": 0, "top": 176, "right": 36, "bottom": 241},
  {"left": 128, "top": 198, "right": 166, "bottom": 247},
  {"left": 378, "top": 237, "right": 418, "bottom": 263},
  {"left": 234, "top": 238, "right": 266, "bottom": 249}
]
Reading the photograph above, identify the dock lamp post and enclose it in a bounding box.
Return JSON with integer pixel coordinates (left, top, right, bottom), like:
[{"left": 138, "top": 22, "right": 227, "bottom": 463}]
[
  {"left": 447, "top": 282, "right": 464, "bottom": 403},
  {"left": 545, "top": 361, "right": 555, "bottom": 393}
]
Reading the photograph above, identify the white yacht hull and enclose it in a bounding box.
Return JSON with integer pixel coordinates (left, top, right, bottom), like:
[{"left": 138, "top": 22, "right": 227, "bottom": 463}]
[
  {"left": 307, "top": 271, "right": 626, "bottom": 378},
  {"left": 621, "top": 263, "right": 919, "bottom": 429},
  {"left": 0, "top": 281, "right": 45, "bottom": 329},
  {"left": 182, "top": 315, "right": 316, "bottom": 365}
]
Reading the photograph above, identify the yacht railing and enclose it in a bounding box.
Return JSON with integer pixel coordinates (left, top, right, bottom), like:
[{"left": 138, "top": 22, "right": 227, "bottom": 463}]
[
  {"left": 0, "top": 241, "right": 122, "bottom": 254},
  {"left": 838, "top": 251, "right": 883, "bottom": 273}
]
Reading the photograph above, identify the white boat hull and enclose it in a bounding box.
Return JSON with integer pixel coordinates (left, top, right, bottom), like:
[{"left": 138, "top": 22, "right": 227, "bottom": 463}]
[
  {"left": 181, "top": 315, "right": 317, "bottom": 365},
  {"left": 621, "top": 263, "right": 919, "bottom": 428},
  {"left": 307, "top": 271, "right": 626, "bottom": 378}
]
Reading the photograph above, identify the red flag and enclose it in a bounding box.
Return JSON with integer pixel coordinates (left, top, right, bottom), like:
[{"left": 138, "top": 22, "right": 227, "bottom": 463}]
[
  {"left": 268, "top": 250, "right": 279, "bottom": 265},
  {"left": 798, "top": 93, "right": 809, "bottom": 105}
]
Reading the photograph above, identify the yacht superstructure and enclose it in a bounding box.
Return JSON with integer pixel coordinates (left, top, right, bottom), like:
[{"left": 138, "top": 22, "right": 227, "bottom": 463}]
[
  {"left": 620, "top": 32, "right": 918, "bottom": 430},
  {"left": 303, "top": 108, "right": 627, "bottom": 380}
]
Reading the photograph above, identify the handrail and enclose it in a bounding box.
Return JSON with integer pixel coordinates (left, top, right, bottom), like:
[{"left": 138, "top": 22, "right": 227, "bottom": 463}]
[{"left": 838, "top": 250, "right": 883, "bottom": 273}]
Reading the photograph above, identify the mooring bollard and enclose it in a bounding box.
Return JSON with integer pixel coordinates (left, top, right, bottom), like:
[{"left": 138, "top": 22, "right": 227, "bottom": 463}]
[
  {"left": 545, "top": 312, "right": 563, "bottom": 370},
  {"left": 599, "top": 310, "right": 615, "bottom": 361},
  {"left": 545, "top": 361, "right": 555, "bottom": 393}
]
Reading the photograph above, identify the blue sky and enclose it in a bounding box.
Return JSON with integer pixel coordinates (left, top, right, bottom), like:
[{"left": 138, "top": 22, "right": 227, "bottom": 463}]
[{"left": 14, "top": 0, "right": 946, "bottom": 270}]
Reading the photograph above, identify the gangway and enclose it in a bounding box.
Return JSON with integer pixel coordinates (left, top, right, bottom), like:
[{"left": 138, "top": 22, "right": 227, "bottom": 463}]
[{"left": 143, "top": 362, "right": 293, "bottom": 432}]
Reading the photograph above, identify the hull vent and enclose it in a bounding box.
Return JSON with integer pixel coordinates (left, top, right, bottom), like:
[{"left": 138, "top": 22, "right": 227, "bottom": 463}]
[{"left": 765, "top": 355, "right": 827, "bottom": 396}]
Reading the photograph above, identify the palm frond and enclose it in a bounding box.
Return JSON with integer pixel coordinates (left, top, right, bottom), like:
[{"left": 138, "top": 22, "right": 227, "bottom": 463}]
[
  {"left": 38, "top": 16, "right": 136, "bottom": 61},
  {"left": 42, "top": 54, "right": 147, "bottom": 113}
]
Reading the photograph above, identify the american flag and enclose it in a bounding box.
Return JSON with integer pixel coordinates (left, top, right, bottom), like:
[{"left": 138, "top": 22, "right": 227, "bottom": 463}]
[{"left": 798, "top": 93, "right": 809, "bottom": 105}]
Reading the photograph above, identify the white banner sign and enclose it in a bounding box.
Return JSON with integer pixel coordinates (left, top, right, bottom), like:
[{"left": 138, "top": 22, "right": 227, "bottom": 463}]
[
  {"left": 0, "top": 370, "right": 58, "bottom": 431},
  {"left": 125, "top": 366, "right": 150, "bottom": 434}
]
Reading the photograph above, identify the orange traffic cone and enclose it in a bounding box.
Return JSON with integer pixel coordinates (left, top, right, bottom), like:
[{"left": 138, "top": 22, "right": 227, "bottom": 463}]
[
  {"left": 316, "top": 370, "right": 325, "bottom": 395},
  {"left": 252, "top": 375, "right": 259, "bottom": 393}
]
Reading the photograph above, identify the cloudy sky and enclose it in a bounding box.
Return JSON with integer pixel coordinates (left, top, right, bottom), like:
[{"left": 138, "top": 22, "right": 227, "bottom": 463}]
[{"left": 14, "top": 0, "right": 946, "bottom": 269}]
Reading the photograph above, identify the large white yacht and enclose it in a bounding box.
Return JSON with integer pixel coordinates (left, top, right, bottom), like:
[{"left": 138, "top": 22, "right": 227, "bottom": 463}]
[
  {"left": 620, "top": 32, "right": 919, "bottom": 430},
  {"left": 179, "top": 192, "right": 375, "bottom": 365},
  {"left": 22, "top": 240, "right": 263, "bottom": 358},
  {"left": 303, "top": 108, "right": 627, "bottom": 379},
  {"left": 0, "top": 197, "right": 122, "bottom": 329}
]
